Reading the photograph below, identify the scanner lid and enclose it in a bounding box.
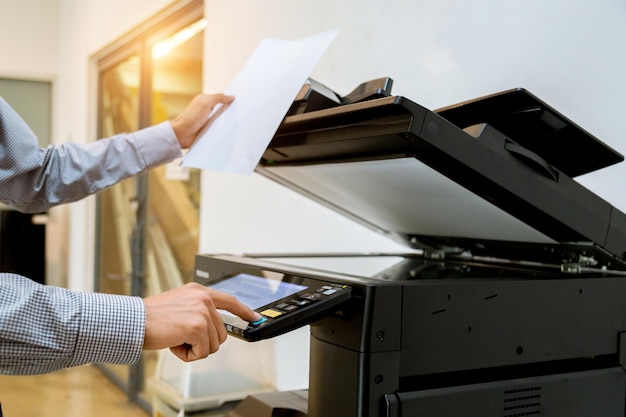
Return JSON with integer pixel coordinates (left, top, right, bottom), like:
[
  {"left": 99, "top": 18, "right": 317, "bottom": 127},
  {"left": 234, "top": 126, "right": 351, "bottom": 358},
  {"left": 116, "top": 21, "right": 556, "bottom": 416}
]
[{"left": 256, "top": 79, "right": 626, "bottom": 271}]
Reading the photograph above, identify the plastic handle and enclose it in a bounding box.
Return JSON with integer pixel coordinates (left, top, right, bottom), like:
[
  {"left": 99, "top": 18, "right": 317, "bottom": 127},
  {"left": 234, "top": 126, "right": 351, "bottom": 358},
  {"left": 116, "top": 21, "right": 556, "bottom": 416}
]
[{"left": 504, "top": 141, "right": 559, "bottom": 182}]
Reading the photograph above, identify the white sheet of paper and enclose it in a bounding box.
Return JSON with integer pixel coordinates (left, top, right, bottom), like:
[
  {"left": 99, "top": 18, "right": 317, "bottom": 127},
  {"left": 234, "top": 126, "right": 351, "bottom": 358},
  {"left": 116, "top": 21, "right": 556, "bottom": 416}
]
[{"left": 182, "top": 29, "right": 339, "bottom": 174}]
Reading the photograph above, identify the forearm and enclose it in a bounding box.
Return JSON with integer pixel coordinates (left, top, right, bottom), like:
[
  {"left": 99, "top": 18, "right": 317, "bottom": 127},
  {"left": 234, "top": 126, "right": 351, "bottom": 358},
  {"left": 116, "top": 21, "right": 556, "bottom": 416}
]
[
  {"left": 0, "top": 97, "right": 181, "bottom": 212},
  {"left": 0, "top": 123, "right": 181, "bottom": 213},
  {"left": 0, "top": 274, "right": 145, "bottom": 375}
]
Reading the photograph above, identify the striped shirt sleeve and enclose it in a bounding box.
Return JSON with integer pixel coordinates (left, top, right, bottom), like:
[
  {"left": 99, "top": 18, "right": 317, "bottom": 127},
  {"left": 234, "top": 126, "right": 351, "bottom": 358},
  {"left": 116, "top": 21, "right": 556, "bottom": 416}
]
[
  {"left": 0, "top": 275, "right": 145, "bottom": 375},
  {"left": 0, "top": 96, "right": 182, "bottom": 213}
]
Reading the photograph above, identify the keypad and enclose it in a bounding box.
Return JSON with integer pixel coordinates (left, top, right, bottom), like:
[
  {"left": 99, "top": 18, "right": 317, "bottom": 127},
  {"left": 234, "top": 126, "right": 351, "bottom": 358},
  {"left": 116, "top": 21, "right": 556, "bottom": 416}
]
[
  {"left": 257, "top": 283, "right": 348, "bottom": 322},
  {"left": 245, "top": 283, "right": 351, "bottom": 338}
]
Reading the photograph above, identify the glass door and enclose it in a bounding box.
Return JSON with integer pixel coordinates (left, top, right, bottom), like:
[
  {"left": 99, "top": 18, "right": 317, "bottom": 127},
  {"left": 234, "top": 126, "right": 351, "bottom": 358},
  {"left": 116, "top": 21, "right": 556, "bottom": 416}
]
[
  {"left": 94, "top": 0, "right": 204, "bottom": 411},
  {"left": 96, "top": 50, "right": 142, "bottom": 392},
  {"left": 140, "top": 17, "right": 206, "bottom": 405}
]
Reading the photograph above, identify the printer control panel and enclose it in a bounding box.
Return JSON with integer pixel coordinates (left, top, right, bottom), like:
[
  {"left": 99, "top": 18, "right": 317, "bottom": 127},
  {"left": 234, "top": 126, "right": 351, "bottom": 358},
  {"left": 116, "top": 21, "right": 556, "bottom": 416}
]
[{"left": 203, "top": 270, "right": 352, "bottom": 341}]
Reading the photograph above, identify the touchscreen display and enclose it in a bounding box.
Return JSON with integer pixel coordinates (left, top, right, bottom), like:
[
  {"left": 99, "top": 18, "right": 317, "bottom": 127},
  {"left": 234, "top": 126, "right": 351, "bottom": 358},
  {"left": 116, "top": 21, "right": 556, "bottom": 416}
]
[{"left": 209, "top": 273, "right": 308, "bottom": 310}]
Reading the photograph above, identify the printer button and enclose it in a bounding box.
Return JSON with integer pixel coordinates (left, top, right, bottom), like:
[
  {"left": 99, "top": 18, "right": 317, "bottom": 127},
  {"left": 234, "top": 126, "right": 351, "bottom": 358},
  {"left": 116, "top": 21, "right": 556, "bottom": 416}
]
[
  {"left": 260, "top": 309, "right": 283, "bottom": 318},
  {"left": 250, "top": 317, "right": 268, "bottom": 326},
  {"left": 300, "top": 293, "right": 321, "bottom": 301}
]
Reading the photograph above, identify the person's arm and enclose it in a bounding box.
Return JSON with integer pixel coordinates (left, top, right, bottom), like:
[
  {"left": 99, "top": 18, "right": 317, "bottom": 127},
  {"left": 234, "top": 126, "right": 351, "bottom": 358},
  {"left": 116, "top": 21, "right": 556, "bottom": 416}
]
[
  {"left": 0, "top": 275, "right": 259, "bottom": 376},
  {"left": 0, "top": 274, "right": 143, "bottom": 375},
  {"left": 0, "top": 94, "right": 233, "bottom": 213}
]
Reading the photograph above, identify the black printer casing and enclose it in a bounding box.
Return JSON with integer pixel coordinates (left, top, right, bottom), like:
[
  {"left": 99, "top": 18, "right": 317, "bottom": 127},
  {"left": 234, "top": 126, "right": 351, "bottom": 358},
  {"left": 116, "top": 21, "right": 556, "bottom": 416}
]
[{"left": 196, "top": 80, "right": 626, "bottom": 417}]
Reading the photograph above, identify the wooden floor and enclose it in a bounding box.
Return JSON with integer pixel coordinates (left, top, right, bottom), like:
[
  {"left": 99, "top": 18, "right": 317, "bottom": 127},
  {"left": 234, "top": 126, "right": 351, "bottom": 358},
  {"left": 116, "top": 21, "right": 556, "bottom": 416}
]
[{"left": 0, "top": 365, "right": 148, "bottom": 417}]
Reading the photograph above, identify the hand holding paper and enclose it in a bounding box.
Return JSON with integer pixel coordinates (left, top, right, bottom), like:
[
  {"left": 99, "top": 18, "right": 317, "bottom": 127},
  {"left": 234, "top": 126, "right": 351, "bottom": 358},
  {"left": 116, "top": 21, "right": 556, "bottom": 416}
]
[{"left": 182, "top": 29, "right": 339, "bottom": 174}]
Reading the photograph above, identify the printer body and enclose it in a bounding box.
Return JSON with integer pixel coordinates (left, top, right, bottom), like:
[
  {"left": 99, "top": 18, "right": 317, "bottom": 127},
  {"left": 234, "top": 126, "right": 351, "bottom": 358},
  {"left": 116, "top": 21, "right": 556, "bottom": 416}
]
[{"left": 195, "top": 79, "right": 626, "bottom": 417}]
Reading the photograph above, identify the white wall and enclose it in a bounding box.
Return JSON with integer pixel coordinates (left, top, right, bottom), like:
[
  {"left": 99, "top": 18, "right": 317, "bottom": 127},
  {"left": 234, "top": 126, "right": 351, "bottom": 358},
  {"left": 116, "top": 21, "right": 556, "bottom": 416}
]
[
  {"left": 199, "top": 0, "right": 626, "bottom": 255},
  {"left": 0, "top": 0, "right": 60, "bottom": 80}
]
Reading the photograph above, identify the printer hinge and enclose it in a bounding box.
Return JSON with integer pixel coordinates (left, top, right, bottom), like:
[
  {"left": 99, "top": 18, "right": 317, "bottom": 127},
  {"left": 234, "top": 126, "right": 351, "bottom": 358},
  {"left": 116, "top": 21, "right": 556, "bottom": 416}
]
[
  {"left": 423, "top": 250, "right": 446, "bottom": 261},
  {"left": 561, "top": 254, "right": 598, "bottom": 274}
]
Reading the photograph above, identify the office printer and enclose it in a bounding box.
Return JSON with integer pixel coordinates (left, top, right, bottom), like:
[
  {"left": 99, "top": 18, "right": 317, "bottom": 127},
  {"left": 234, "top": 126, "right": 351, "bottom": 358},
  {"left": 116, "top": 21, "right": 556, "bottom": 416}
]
[{"left": 194, "top": 78, "right": 626, "bottom": 417}]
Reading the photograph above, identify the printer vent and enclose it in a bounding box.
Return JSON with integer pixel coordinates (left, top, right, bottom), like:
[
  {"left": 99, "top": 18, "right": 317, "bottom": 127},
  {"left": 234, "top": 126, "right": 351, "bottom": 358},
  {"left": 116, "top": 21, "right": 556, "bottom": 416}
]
[{"left": 502, "top": 386, "right": 541, "bottom": 417}]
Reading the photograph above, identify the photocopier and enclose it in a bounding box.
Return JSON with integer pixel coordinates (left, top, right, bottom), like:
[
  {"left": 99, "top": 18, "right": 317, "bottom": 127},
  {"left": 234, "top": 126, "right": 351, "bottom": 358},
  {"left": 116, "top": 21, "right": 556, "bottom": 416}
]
[{"left": 194, "top": 78, "right": 626, "bottom": 417}]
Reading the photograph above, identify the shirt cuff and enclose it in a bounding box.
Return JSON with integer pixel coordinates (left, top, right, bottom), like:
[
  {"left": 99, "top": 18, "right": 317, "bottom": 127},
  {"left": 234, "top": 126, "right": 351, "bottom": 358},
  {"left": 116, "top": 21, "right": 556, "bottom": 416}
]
[
  {"left": 71, "top": 292, "right": 146, "bottom": 367},
  {"left": 132, "top": 122, "right": 182, "bottom": 168}
]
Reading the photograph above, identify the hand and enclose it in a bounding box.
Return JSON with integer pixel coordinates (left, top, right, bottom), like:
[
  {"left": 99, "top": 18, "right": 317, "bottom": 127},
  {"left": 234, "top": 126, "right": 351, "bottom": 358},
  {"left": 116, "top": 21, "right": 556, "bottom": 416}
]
[
  {"left": 170, "top": 93, "right": 235, "bottom": 149},
  {"left": 142, "top": 282, "right": 260, "bottom": 361}
]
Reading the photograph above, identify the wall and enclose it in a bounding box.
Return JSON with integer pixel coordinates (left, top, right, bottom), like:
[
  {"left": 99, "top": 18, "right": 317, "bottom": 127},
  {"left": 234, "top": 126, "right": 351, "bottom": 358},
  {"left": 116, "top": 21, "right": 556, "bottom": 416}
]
[
  {"left": 0, "top": 0, "right": 60, "bottom": 80},
  {"left": 199, "top": 0, "right": 626, "bottom": 256}
]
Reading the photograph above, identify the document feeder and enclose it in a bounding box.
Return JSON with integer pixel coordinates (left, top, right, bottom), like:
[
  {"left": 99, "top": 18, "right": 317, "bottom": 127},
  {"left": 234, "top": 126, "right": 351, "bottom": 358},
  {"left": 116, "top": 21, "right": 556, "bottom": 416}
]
[{"left": 195, "top": 78, "right": 626, "bottom": 417}]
